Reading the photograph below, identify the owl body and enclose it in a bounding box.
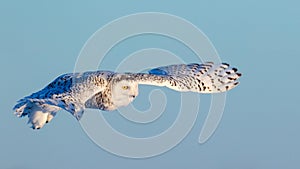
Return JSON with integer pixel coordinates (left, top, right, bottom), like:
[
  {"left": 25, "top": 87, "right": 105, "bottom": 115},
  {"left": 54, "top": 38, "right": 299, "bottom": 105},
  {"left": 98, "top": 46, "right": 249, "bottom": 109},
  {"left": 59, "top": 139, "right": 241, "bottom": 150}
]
[
  {"left": 85, "top": 74, "right": 139, "bottom": 111},
  {"left": 13, "top": 62, "right": 241, "bottom": 129}
]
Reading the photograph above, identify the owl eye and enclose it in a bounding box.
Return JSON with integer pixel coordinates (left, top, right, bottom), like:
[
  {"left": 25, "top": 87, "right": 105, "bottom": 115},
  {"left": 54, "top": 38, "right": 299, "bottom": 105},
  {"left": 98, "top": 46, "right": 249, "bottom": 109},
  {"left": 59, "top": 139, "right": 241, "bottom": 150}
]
[{"left": 122, "top": 86, "right": 129, "bottom": 90}]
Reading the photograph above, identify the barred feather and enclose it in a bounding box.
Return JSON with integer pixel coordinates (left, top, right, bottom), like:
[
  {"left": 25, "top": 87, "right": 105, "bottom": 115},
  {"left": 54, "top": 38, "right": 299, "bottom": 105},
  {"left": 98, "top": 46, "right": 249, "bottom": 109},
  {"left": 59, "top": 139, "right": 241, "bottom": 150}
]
[{"left": 13, "top": 62, "right": 241, "bottom": 130}]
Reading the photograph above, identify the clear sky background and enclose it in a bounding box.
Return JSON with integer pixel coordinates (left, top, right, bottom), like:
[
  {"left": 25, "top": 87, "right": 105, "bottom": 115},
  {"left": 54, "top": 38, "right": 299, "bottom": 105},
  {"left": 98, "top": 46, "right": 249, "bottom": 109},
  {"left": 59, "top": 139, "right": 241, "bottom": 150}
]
[{"left": 1, "top": 1, "right": 299, "bottom": 169}]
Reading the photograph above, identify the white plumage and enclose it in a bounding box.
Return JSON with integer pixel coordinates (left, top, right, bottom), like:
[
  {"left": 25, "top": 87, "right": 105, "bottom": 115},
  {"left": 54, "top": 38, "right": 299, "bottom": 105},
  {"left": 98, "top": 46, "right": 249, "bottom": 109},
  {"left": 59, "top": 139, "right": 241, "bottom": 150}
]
[{"left": 13, "top": 62, "right": 242, "bottom": 129}]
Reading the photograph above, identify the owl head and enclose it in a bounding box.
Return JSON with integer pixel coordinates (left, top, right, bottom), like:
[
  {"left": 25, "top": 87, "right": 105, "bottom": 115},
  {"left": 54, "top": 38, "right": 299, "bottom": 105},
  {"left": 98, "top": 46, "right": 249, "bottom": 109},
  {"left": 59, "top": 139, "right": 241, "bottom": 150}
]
[{"left": 111, "top": 75, "right": 139, "bottom": 108}]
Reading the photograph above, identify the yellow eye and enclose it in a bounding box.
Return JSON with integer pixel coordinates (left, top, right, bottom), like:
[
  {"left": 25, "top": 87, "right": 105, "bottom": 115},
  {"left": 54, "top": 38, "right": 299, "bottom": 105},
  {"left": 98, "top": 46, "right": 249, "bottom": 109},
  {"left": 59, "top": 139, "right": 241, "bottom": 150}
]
[{"left": 122, "top": 86, "right": 129, "bottom": 90}]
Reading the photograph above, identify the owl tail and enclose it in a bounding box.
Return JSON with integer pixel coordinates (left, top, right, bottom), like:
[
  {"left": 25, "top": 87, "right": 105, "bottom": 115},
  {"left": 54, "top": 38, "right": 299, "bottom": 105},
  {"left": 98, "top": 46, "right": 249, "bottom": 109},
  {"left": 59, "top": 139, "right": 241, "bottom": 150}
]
[{"left": 13, "top": 98, "right": 59, "bottom": 129}]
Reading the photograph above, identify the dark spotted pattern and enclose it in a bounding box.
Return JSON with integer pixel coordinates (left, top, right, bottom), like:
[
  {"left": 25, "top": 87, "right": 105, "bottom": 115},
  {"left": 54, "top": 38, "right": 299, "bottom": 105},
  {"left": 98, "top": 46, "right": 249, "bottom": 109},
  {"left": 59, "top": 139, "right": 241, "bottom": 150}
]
[
  {"left": 132, "top": 62, "right": 242, "bottom": 93},
  {"left": 14, "top": 71, "right": 115, "bottom": 120},
  {"left": 84, "top": 74, "right": 115, "bottom": 110},
  {"left": 13, "top": 62, "right": 241, "bottom": 129}
]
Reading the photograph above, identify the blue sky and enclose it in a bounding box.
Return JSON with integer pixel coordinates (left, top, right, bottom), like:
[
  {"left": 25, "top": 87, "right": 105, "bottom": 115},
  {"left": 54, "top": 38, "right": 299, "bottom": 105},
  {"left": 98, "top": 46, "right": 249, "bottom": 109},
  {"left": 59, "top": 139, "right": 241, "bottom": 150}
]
[{"left": 1, "top": 1, "right": 299, "bottom": 169}]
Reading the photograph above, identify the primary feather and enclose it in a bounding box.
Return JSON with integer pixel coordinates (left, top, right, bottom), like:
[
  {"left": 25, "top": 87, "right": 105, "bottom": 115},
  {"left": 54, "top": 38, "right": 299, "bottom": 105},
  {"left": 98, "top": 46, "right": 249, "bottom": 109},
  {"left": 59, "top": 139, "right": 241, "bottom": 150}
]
[
  {"left": 145, "top": 62, "right": 241, "bottom": 93},
  {"left": 13, "top": 62, "right": 241, "bottom": 129}
]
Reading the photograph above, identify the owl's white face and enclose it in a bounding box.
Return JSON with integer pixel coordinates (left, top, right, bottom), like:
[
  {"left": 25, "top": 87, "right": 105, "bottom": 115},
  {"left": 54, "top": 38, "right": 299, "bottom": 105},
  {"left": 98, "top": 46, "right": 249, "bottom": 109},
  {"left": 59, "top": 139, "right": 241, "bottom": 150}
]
[{"left": 111, "top": 80, "right": 139, "bottom": 108}]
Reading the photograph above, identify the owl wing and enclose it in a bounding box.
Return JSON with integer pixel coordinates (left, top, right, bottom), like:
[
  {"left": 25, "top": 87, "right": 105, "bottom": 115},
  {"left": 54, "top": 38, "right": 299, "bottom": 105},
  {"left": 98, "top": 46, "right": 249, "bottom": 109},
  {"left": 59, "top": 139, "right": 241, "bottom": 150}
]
[
  {"left": 132, "top": 62, "right": 242, "bottom": 93},
  {"left": 13, "top": 71, "right": 113, "bottom": 129}
]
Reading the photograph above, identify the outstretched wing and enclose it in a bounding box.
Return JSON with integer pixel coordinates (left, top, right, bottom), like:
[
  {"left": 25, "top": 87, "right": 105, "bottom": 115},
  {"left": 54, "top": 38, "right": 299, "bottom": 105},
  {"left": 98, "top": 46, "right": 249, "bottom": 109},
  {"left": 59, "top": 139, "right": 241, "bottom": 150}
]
[
  {"left": 13, "top": 71, "right": 113, "bottom": 129},
  {"left": 132, "top": 62, "right": 242, "bottom": 93}
]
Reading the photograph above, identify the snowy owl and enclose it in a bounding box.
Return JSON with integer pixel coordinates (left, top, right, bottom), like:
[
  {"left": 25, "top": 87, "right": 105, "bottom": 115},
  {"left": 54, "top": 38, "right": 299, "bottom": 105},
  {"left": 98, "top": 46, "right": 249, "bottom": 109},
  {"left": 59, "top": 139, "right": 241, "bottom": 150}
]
[{"left": 13, "top": 62, "right": 241, "bottom": 129}]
